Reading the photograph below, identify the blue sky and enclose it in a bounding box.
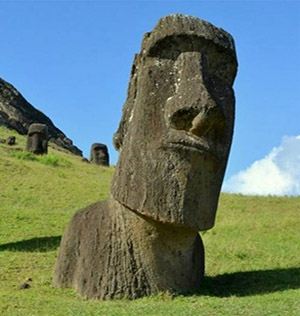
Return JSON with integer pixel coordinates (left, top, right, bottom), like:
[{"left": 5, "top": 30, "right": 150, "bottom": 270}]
[{"left": 1, "top": 0, "right": 299, "bottom": 195}]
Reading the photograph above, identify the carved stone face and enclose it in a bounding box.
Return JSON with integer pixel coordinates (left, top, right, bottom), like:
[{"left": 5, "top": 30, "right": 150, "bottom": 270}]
[
  {"left": 26, "top": 123, "right": 48, "bottom": 155},
  {"left": 112, "top": 15, "right": 238, "bottom": 231},
  {"left": 90, "top": 143, "right": 109, "bottom": 166}
]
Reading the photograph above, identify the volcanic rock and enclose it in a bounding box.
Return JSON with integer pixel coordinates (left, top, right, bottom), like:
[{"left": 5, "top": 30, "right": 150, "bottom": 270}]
[{"left": 6, "top": 136, "right": 16, "bottom": 145}]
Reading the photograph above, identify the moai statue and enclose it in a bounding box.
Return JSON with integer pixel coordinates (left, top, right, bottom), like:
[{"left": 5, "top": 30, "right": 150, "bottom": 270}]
[
  {"left": 90, "top": 143, "right": 109, "bottom": 166},
  {"left": 54, "top": 14, "right": 238, "bottom": 299},
  {"left": 26, "top": 123, "right": 48, "bottom": 154}
]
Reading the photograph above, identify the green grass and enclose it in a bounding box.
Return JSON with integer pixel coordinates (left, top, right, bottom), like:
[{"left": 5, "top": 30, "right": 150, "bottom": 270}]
[
  {"left": 11, "top": 150, "right": 72, "bottom": 167},
  {"left": 0, "top": 126, "right": 299, "bottom": 316}
]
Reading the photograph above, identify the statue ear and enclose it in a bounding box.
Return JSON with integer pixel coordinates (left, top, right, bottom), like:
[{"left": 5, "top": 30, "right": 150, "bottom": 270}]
[
  {"left": 113, "top": 130, "right": 122, "bottom": 151},
  {"left": 113, "top": 54, "right": 140, "bottom": 151}
]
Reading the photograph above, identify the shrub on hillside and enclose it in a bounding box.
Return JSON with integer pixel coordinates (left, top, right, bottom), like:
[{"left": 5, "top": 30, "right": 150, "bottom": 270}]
[{"left": 12, "top": 150, "right": 37, "bottom": 161}]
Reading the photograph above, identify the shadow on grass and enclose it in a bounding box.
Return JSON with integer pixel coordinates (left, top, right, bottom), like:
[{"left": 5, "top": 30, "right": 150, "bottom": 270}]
[
  {"left": 192, "top": 268, "right": 300, "bottom": 297},
  {"left": 0, "top": 238, "right": 299, "bottom": 297},
  {"left": 0, "top": 236, "right": 61, "bottom": 252}
]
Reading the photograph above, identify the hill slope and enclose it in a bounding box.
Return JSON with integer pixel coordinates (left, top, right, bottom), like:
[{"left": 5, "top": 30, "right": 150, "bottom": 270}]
[
  {"left": 0, "top": 78, "right": 82, "bottom": 156},
  {"left": 0, "top": 126, "right": 299, "bottom": 316}
]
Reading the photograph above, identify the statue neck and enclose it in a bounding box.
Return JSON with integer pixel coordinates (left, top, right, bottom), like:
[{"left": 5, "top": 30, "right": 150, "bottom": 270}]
[{"left": 108, "top": 196, "right": 205, "bottom": 295}]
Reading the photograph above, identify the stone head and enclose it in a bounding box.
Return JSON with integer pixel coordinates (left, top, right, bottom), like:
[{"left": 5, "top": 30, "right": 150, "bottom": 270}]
[
  {"left": 90, "top": 143, "right": 109, "bottom": 166},
  {"left": 26, "top": 123, "right": 48, "bottom": 154},
  {"left": 112, "top": 14, "right": 238, "bottom": 231}
]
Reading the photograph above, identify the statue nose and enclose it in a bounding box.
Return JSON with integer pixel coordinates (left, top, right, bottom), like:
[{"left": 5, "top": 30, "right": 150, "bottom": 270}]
[
  {"left": 169, "top": 105, "right": 225, "bottom": 138},
  {"left": 189, "top": 106, "right": 225, "bottom": 137},
  {"left": 167, "top": 51, "right": 225, "bottom": 138}
]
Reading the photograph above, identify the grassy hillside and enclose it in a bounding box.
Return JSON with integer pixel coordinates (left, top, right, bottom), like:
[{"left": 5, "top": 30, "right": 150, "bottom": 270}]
[{"left": 0, "top": 126, "right": 299, "bottom": 316}]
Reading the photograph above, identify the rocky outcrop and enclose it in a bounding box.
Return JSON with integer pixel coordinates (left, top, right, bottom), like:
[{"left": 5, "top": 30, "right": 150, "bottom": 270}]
[{"left": 0, "top": 78, "right": 82, "bottom": 156}]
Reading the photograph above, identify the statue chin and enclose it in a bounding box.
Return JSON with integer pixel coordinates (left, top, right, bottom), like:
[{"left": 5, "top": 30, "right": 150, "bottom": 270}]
[{"left": 112, "top": 144, "right": 225, "bottom": 231}]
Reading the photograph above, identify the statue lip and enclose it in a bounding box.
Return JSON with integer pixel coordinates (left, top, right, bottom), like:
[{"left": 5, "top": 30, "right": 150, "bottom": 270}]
[{"left": 166, "top": 140, "right": 220, "bottom": 164}]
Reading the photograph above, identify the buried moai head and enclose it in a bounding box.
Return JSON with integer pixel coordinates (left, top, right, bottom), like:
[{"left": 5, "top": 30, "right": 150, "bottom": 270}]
[
  {"left": 90, "top": 143, "right": 109, "bottom": 166},
  {"left": 26, "top": 123, "right": 48, "bottom": 155},
  {"left": 112, "top": 14, "right": 238, "bottom": 231}
]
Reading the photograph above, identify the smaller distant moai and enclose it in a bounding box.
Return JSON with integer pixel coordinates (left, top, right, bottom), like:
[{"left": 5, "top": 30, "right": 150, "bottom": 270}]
[
  {"left": 6, "top": 136, "right": 16, "bottom": 145},
  {"left": 26, "top": 123, "right": 48, "bottom": 155},
  {"left": 90, "top": 143, "right": 109, "bottom": 166}
]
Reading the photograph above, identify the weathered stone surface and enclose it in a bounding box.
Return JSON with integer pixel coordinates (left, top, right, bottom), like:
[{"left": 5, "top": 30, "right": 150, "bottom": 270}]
[
  {"left": 26, "top": 123, "right": 48, "bottom": 155},
  {"left": 112, "top": 14, "right": 237, "bottom": 231},
  {"left": 90, "top": 143, "right": 109, "bottom": 166},
  {"left": 54, "top": 197, "right": 204, "bottom": 299},
  {"left": 6, "top": 136, "right": 16, "bottom": 145},
  {"left": 0, "top": 78, "right": 82, "bottom": 156},
  {"left": 54, "top": 14, "right": 238, "bottom": 300}
]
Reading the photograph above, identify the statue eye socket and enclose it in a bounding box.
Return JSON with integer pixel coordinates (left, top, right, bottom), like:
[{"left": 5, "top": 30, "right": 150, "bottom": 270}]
[
  {"left": 147, "top": 36, "right": 199, "bottom": 60},
  {"left": 205, "top": 55, "right": 237, "bottom": 85}
]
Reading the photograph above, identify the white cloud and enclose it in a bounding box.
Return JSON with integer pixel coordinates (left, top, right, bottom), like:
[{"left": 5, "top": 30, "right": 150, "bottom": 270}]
[{"left": 223, "top": 135, "right": 300, "bottom": 196}]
